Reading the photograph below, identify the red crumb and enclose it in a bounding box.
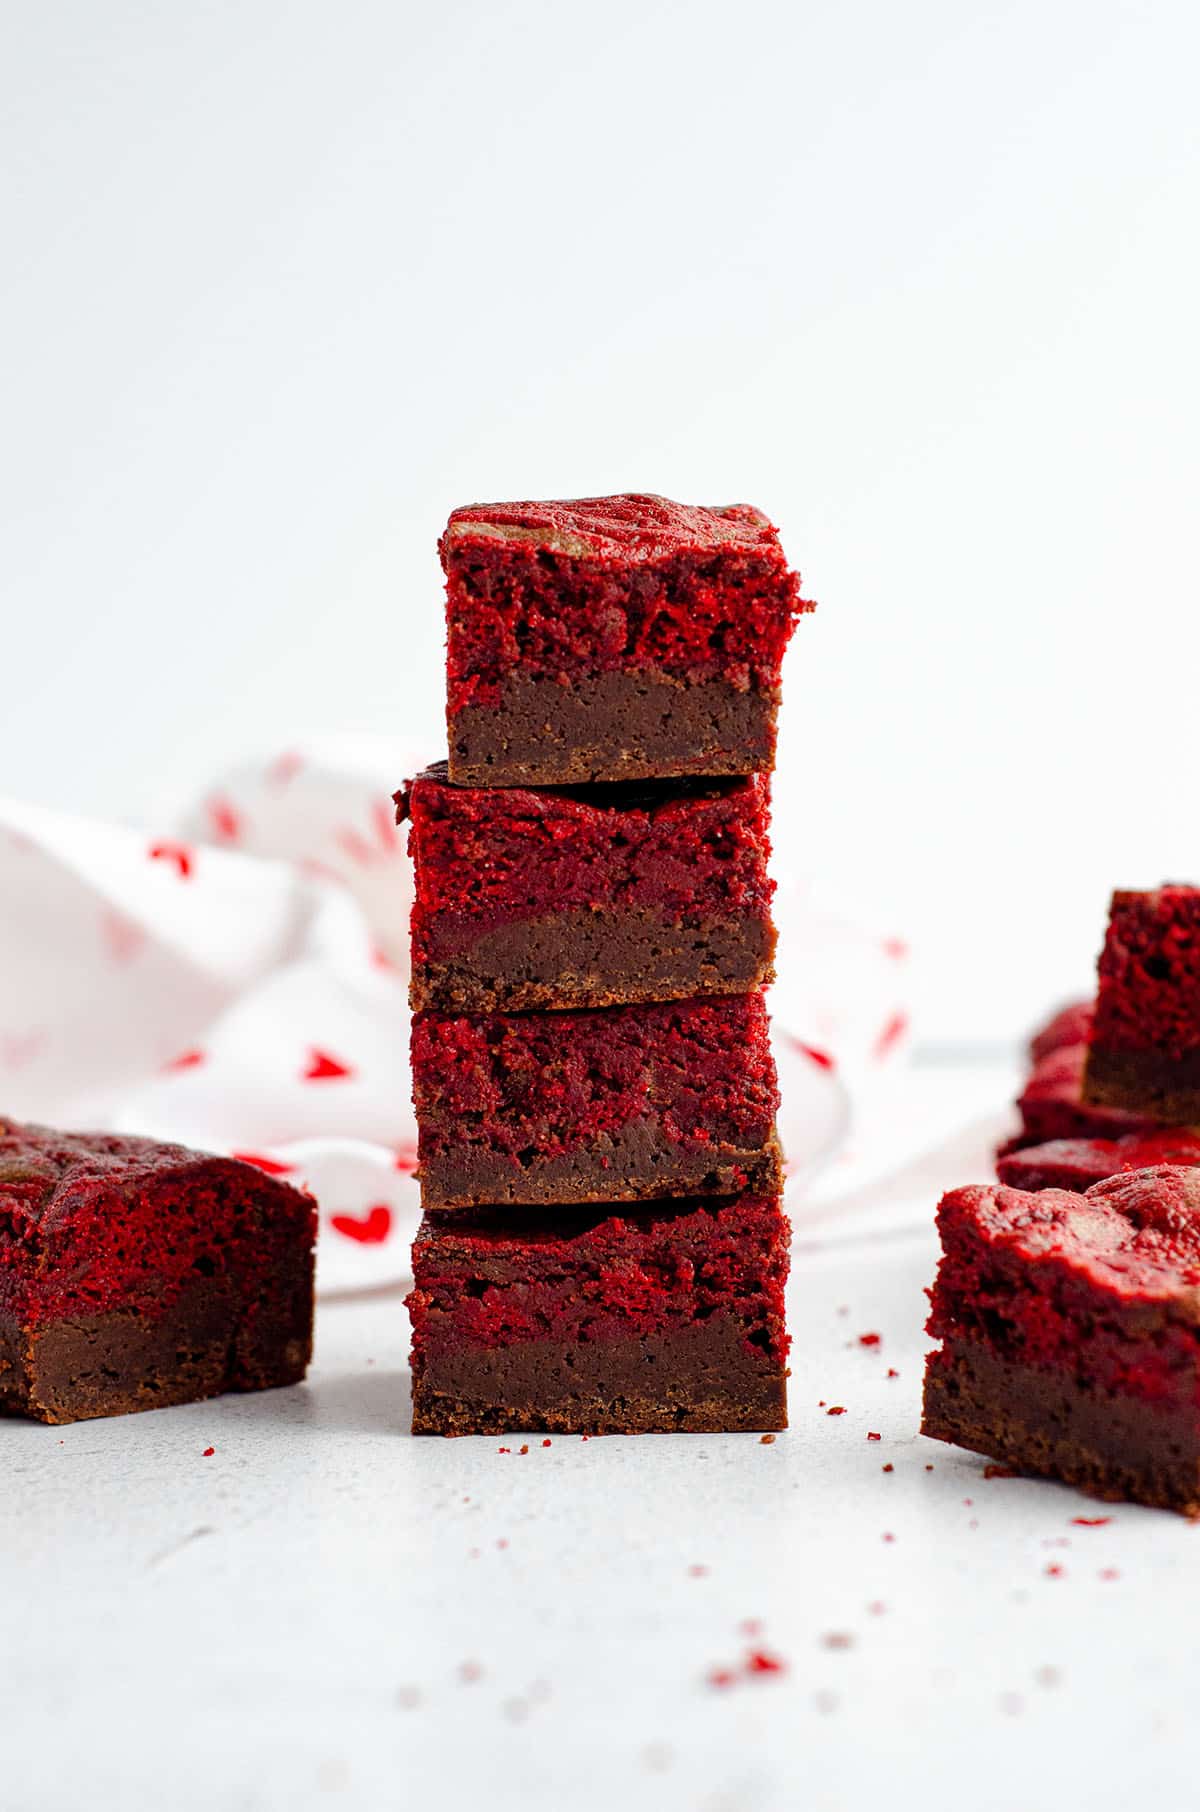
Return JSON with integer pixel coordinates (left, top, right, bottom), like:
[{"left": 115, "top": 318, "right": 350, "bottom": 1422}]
[
  {"left": 882, "top": 1532, "right": 896, "bottom": 1543},
  {"left": 740, "top": 1620, "right": 763, "bottom": 1638},
  {"left": 518, "top": 1444, "right": 529, "bottom": 1456},
  {"left": 925, "top": 1464, "right": 934, "bottom": 1471},
  {"left": 231, "top": 1150, "right": 296, "bottom": 1176},
  {"left": 826, "top": 1406, "right": 846, "bottom": 1417},
  {"left": 458, "top": 1661, "right": 483, "bottom": 1684},
  {"left": 882, "top": 1463, "right": 894, "bottom": 1473},
  {"left": 887, "top": 1368, "right": 899, "bottom": 1379},
  {"left": 874, "top": 1011, "right": 909, "bottom": 1060},
  {"left": 797, "top": 1042, "right": 836, "bottom": 1071},
  {"left": 984, "top": 1464, "right": 1018, "bottom": 1479},
  {"left": 202, "top": 1446, "right": 214, "bottom": 1457},
  {"left": 867, "top": 1602, "right": 886, "bottom": 1616},
  {"left": 858, "top": 1332, "right": 881, "bottom": 1347},
  {"left": 148, "top": 840, "right": 194, "bottom": 879},
  {"left": 496, "top": 1539, "right": 509, "bottom": 1550},
  {"left": 1045, "top": 1563, "right": 1065, "bottom": 1579},
  {"left": 760, "top": 1433, "right": 776, "bottom": 1444},
  {"left": 707, "top": 1668, "right": 737, "bottom": 1690},
  {"left": 963, "top": 1498, "right": 973, "bottom": 1506},
  {"left": 688, "top": 1564, "right": 709, "bottom": 1578},
  {"left": 497, "top": 1447, "right": 510, "bottom": 1454},
  {"left": 867, "top": 1432, "right": 881, "bottom": 1442},
  {"left": 164, "top": 1048, "right": 205, "bottom": 1072},
  {"left": 542, "top": 1439, "right": 551, "bottom": 1447},
  {"left": 206, "top": 795, "right": 241, "bottom": 841},
  {"left": 821, "top": 1633, "right": 854, "bottom": 1651},
  {"left": 745, "top": 1649, "right": 787, "bottom": 1675},
  {"left": 1071, "top": 1516, "right": 1112, "bottom": 1527},
  {"left": 303, "top": 1046, "right": 353, "bottom": 1082},
  {"left": 1099, "top": 1568, "right": 1120, "bottom": 1581}
]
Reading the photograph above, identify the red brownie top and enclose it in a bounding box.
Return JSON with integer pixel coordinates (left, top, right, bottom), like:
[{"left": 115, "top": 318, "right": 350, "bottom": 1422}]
[
  {"left": 998, "top": 1131, "right": 1200, "bottom": 1194},
  {"left": 412, "top": 994, "right": 778, "bottom": 1161},
  {"left": 409, "top": 1190, "right": 789, "bottom": 1356},
  {"left": 0, "top": 1118, "right": 314, "bottom": 1324},
  {"left": 441, "top": 495, "right": 784, "bottom": 564},
  {"left": 1093, "top": 886, "right": 1200, "bottom": 1056},
  {"left": 398, "top": 764, "right": 773, "bottom": 956},
  {"left": 937, "top": 1168, "right": 1200, "bottom": 1318},
  {"left": 440, "top": 494, "right": 809, "bottom": 709},
  {"left": 1028, "top": 999, "right": 1094, "bottom": 1063}
]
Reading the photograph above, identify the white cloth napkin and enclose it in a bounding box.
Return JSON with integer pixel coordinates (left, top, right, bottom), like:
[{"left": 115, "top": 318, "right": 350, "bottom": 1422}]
[{"left": 0, "top": 739, "right": 912, "bottom": 1291}]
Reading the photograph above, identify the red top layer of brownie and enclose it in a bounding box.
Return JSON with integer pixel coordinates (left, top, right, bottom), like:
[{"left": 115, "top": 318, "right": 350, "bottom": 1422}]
[
  {"left": 997, "top": 1131, "right": 1200, "bottom": 1194},
  {"left": 936, "top": 1168, "right": 1200, "bottom": 1322},
  {"left": 397, "top": 764, "right": 773, "bottom": 959},
  {"left": 412, "top": 994, "right": 778, "bottom": 1163},
  {"left": 0, "top": 1120, "right": 315, "bottom": 1325},
  {"left": 408, "top": 1191, "right": 789, "bottom": 1357},
  {"left": 440, "top": 493, "right": 809, "bottom": 711},
  {"left": 1092, "top": 886, "right": 1200, "bottom": 1056}
]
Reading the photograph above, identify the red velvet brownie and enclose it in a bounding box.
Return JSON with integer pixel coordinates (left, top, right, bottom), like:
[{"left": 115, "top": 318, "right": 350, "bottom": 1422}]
[
  {"left": 412, "top": 994, "right": 780, "bottom": 1210},
  {"left": 441, "top": 495, "right": 809, "bottom": 785},
  {"left": 998, "top": 1131, "right": 1200, "bottom": 1193},
  {"left": 407, "top": 1188, "right": 790, "bottom": 1435},
  {"left": 1029, "top": 999, "right": 1093, "bottom": 1064},
  {"left": 398, "top": 762, "right": 775, "bottom": 1013},
  {"left": 999, "top": 1041, "right": 1157, "bottom": 1157},
  {"left": 0, "top": 1119, "right": 316, "bottom": 1424},
  {"left": 923, "top": 1167, "right": 1200, "bottom": 1514},
  {"left": 1084, "top": 887, "right": 1200, "bottom": 1122}
]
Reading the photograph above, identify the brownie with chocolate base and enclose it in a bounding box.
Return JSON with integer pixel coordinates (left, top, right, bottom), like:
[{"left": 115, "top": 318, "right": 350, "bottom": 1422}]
[
  {"left": 999, "top": 1039, "right": 1157, "bottom": 1158},
  {"left": 1084, "top": 887, "right": 1200, "bottom": 1124},
  {"left": 441, "top": 494, "right": 809, "bottom": 786},
  {"left": 923, "top": 1166, "right": 1200, "bottom": 1515},
  {"left": 998, "top": 1130, "right": 1200, "bottom": 1194},
  {"left": 1029, "top": 999, "right": 1094, "bottom": 1064},
  {"left": 407, "top": 1187, "right": 790, "bottom": 1436},
  {"left": 412, "top": 993, "right": 780, "bottom": 1210},
  {"left": 397, "top": 762, "right": 775, "bottom": 1014},
  {"left": 0, "top": 1119, "right": 315, "bottom": 1424}
]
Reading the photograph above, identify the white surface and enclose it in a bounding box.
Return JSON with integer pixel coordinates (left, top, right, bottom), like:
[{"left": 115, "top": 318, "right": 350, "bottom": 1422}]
[
  {"left": 6, "top": 1060, "right": 1197, "bottom": 1812},
  {"left": 4, "top": 1, "right": 1200, "bottom": 1041}
]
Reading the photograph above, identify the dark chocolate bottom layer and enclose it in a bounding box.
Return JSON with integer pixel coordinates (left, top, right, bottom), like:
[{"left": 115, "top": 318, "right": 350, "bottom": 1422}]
[
  {"left": 0, "top": 1263, "right": 312, "bottom": 1425},
  {"left": 922, "top": 1339, "right": 1200, "bottom": 1516},
  {"left": 413, "top": 906, "right": 776, "bottom": 1014},
  {"left": 448, "top": 669, "right": 778, "bottom": 786},
  {"left": 420, "top": 1123, "right": 782, "bottom": 1211},
  {"left": 1083, "top": 1046, "right": 1200, "bottom": 1127},
  {"left": 412, "top": 1313, "right": 788, "bottom": 1436}
]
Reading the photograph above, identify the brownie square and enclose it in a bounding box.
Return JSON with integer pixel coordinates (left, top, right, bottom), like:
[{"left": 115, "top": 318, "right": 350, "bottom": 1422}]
[
  {"left": 407, "top": 1188, "right": 790, "bottom": 1436},
  {"left": 997, "top": 1131, "right": 1200, "bottom": 1193},
  {"left": 999, "top": 1040, "right": 1158, "bottom": 1158},
  {"left": 412, "top": 993, "right": 780, "bottom": 1210},
  {"left": 441, "top": 494, "right": 809, "bottom": 786},
  {"left": 0, "top": 1120, "right": 315, "bottom": 1424},
  {"left": 1028, "top": 998, "right": 1093, "bottom": 1064},
  {"left": 397, "top": 762, "right": 775, "bottom": 1014},
  {"left": 1084, "top": 887, "right": 1200, "bottom": 1122},
  {"left": 922, "top": 1167, "right": 1200, "bottom": 1514}
]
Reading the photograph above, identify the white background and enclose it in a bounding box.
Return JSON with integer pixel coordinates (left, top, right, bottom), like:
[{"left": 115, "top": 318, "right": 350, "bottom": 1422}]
[{"left": 4, "top": 0, "right": 1199, "bottom": 1043}]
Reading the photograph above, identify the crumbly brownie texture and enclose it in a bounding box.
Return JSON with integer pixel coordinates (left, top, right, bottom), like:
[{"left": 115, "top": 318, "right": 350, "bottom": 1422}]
[
  {"left": 411, "top": 994, "right": 780, "bottom": 1210},
  {"left": 397, "top": 763, "right": 775, "bottom": 1013},
  {"left": 997, "top": 1131, "right": 1200, "bottom": 1193},
  {"left": 441, "top": 495, "right": 810, "bottom": 784},
  {"left": 0, "top": 1120, "right": 316, "bottom": 1424},
  {"left": 1029, "top": 999, "right": 1094, "bottom": 1064},
  {"left": 1084, "top": 887, "right": 1200, "bottom": 1123},
  {"left": 999, "top": 1041, "right": 1158, "bottom": 1158},
  {"left": 922, "top": 1167, "right": 1200, "bottom": 1514},
  {"left": 407, "top": 1190, "right": 790, "bottom": 1435}
]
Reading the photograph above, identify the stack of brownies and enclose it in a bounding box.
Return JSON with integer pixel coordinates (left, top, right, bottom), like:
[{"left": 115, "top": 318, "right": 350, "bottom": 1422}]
[{"left": 398, "top": 494, "right": 810, "bottom": 1436}]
